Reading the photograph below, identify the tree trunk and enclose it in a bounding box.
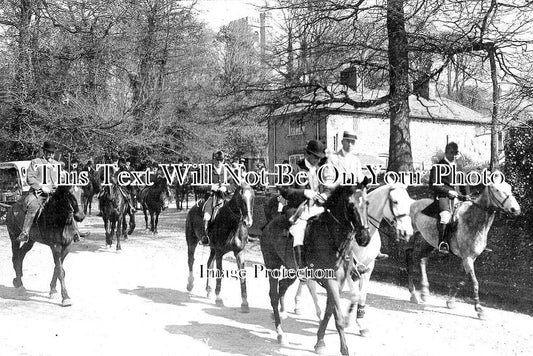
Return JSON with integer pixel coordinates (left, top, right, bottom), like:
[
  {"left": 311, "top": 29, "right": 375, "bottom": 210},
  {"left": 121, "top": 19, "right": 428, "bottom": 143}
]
[
  {"left": 386, "top": 0, "right": 413, "bottom": 172},
  {"left": 488, "top": 48, "right": 499, "bottom": 170}
]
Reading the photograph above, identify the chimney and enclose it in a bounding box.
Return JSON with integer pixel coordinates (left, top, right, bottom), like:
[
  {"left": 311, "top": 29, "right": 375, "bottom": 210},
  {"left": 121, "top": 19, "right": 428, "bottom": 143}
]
[{"left": 340, "top": 67, "right": 357, "bottom": 91}]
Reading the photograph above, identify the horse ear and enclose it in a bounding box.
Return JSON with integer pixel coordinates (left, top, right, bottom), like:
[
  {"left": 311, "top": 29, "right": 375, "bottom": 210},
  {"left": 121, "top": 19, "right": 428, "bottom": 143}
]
[{"left": 358, "top": 176, "right": 370, "bottom": 189}]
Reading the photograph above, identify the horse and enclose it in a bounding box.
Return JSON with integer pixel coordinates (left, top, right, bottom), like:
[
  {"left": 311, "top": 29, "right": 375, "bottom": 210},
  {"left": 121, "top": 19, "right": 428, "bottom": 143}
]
[
  {"left": 341, "top": 184, "right": 414, "bottom": 336},
  {"left": 185, "top": 183, "right": 254, "bottom": 312},
  {"left": 173, "top": 174, "right": 191, "bottom": 211},
  {"left": 407, "top": 179, "right": 520, "bottom": 319},
  {"left": 100, "top": 182, "right": 131, "bottom": 250},
  {"left": 260, "top": 194, "right": 322, "bottom": 329},
  {"left": 6, "top": 185, "right": 85, "bottom": 306},
  {"left": 262, "top": 182, "right": 370, "bottom": 353},
  {"left": 81, "top": 168, "right": 101, "bottom": 215},
  {"left": 139, "top": 175, "right": 170, "bottom": 234}
]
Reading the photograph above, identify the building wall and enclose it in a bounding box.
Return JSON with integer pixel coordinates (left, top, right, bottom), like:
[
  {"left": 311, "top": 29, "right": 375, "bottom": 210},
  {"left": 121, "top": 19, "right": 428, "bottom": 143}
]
[
  {"left": 267, "top": 113, "right": 327, "bottom": 171},
  {"left": 326, "top": 113, "right": 491, "bottom": 169}
]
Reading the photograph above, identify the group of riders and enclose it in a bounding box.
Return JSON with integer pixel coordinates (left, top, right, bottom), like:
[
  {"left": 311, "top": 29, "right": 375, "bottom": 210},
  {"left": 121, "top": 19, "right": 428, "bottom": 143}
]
[{"left": 15, "top": 135, "right": 467, "bottom": 257}]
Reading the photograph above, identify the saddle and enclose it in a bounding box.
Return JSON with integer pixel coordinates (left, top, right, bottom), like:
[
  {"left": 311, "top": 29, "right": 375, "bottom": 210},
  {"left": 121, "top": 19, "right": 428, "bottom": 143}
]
[{"left": 420, "top": 198, "right": 461, "bottom": 224}]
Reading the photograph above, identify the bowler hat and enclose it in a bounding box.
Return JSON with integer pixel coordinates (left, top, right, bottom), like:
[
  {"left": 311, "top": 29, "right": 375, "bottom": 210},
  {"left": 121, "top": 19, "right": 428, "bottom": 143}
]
[
  {"left": 306, "top": 140, "right": 326, "bottom": 158},
  {"left": 213, "top": 150, "right": 225, "bottom": 161},
  {"left": 342, "top": 130, "right": 357, "bottom": 140},
  {"left": 42, "top": 141, "right": 57, "bottom": 153}
]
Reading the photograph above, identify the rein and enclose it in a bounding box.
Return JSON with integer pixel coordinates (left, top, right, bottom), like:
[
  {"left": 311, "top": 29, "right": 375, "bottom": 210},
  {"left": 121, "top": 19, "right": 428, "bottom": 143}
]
[{"left": 367, "top": 188, "right": 406, "bottom": 241}]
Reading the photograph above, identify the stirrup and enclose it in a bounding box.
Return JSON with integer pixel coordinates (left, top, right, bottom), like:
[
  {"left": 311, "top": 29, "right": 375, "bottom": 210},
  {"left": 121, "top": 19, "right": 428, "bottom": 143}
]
[
  {"left": 16, "top": 232, "right": 29, "bottom": 243},
  {"left": 438, "top": 241, "right": 450, "bottom": 254}
]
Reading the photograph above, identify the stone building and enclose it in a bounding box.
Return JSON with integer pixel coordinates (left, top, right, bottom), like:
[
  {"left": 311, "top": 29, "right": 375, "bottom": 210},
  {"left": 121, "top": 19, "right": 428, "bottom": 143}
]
[{"left": 268, "top": 84, "right": 495, "bottom": 172}]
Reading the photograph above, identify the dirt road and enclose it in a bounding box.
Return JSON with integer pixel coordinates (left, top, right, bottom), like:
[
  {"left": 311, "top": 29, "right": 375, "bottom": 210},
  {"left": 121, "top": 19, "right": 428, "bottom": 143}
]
[{"left": 1, "top": 207, "right": 532, "bottom": 356}]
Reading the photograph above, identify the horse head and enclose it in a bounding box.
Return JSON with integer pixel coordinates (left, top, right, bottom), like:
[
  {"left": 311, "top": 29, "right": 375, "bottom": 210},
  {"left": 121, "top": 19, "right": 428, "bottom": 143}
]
[
  {"left": 326, "top": 177, "right": 371, "bottom": 247},
  {"left": 486, "top": 175, "right": 521, "bottom": 216},
  {"left": 48, "top": 185, "right": 85, "bottom": 224},
  {"left": 384, "top": 184, "right": 414, "bottom": 241},
  {"left": 232, "top": 182, "right": 255, "bottom": 227}
]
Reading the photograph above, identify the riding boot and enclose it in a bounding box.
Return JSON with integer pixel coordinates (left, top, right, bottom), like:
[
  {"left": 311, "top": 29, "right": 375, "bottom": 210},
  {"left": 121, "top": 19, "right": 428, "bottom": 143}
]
[
  {"left": 437, "top": 223, "right": 450, "bottom": 254},
  {"left": 293, "top": 245, "right": 304, "bottom": 269},
  {"left": 16, "top": 210, "right": 37, "bottom": 242},
  {"left": 200, "top": 220, "right": 210, "bottom": 245}
]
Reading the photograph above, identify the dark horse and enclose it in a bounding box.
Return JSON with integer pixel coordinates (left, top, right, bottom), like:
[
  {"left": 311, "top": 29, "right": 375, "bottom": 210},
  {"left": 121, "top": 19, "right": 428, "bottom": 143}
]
[
  {"left": 6, "top": 185, "right": 85, "bottom": 306},
  {"left": 81, "top": 168, "right": 101, "bottom": 215},
  {"left": 139, "top": 175, "right": 170, "bottom": 234},
  {"left": 185, "top": 183, "right": 254, "bottom": 312},
  {"left": 173, "top": 174, "right": 191, "bottom": 211},
  {"left": 262, "top": 183, "right": 370, "bottom": 355},
  {"left": 100, "top": 182, "right": 132, "bottom": 250}
]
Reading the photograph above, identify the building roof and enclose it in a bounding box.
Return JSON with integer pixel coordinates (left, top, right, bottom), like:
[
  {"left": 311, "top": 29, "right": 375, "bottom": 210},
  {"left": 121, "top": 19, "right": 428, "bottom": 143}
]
[{"left": 272, "top": 84, "right": 491, "bottom": 125}]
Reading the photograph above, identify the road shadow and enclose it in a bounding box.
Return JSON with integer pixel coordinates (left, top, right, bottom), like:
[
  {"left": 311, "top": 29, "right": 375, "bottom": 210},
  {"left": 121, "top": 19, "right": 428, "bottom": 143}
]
[
  {"left": 118, "top": 286, "right": 191, "bottom": 307},
  {"left": 364, "top": 293, "right": 426, "bottom": 314},
  {"left": 205, "top": 304, "right": 319, "bottom": 336},
  {"left": 165, "top": 321, "right": 315, "bottom": 356},
  {"left": 0, "top": 284, "right": 62, "bottom": 306}
]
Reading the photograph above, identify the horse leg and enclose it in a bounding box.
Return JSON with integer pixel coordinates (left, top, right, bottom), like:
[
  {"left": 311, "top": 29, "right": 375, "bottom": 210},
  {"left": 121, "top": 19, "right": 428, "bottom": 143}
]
[
  {"left": 278, "top": 277, "right": 295, "bottom": 319},
  {"left": 143, "top": 208, "right": 149, "bottom": 232},
  {"left": 344, "top": 277, "right": 358, "bottom": 327},
  {"left": 294, "top": 280, "right": 305, "bottom": 315},
  {"left": 268, "top": 277, "right": 287, "bottom": 344},
  {"left": 205, "top": 248, "right": 216, "bottom": 299},
  {"left": 306, "top": 279, "right": 322, "bottom": 321},
  {"left": 355, "top": 267, "right": 374, "bottom": 337},
  {"left": 116, "top": 216, "right": 122, "bottom": 251},
  {"left": 186, "top": 240, "right": 197, "bottom": 293},
  {"left": 153, "top": 211, "right": 159, "bottom": 235},
  {"left": 52, "top": 246, "right": 72, "bottom": 306},
  {"left": 406, "top": 247, "right": 421, "bottom": 304},
  {"left": 315, "top": 287, "right": 335, "bottom": 354},
  {"left": 446, "top": 256, "right": 466, "bottom": 309},
  {"left": 330, "top": 281, "right": 350, "bottom": 356},
  {"left": 463, "top": 257, "right": 484, "bottom": 319},
  {"left": 419, "top": 245, "right": 433, "bottom": 302},
  {"left": 234, "top": 250, "right": 249, "bottom": 313},
  {"left": 11, "top": 240, "right": 34, "bottom": 290},
  {"left": 128, "top": 211, "right": 135, "bottom": 235},
  {"left": 214, "top": 253, "right": 224, "bottom": 306},
  {"left": 150, "top": 211, "right": 155, "bottom": 234}
]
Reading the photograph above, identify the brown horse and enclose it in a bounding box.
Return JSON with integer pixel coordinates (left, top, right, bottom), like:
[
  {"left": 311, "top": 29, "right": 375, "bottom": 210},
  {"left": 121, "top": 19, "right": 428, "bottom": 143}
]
[
  {"left": 185, "top": 183, "right": 254, "bottom": 312},
  {"left": 407, "top": 179, "right": 520, "bottom": 319},
  {"left": 100, "top": 182, "right": 130, "bottom": 250},
  {"left": 6, "top": 185, "right": 85, "bottom": 306},
  {"left": 81, "top": 168, "right": 100, "bottom": 215},
  {"left": 263, "top": 182, "right": 371, "bottom": 354},
  {"left": 139, "top": 175, "right": 170, "bottom": 234}
]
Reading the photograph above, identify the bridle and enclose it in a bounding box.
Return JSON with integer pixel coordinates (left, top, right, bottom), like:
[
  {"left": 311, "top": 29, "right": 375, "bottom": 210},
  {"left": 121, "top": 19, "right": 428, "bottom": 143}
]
[{"left": 368, "top": 187, "right": 407, "bottom": 241}]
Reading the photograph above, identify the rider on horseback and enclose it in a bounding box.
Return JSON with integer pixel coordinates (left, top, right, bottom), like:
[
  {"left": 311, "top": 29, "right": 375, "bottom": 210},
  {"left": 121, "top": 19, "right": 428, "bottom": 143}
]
[
  {"left": 280, "top": 140, "right": 328, "bottom": 269},
  {"left": 429, "top": 142, "right": 470, "bottom": 254},
  {"left": 200, "top": 150, "right": 235, "bottom": 245},
  {"left": 16, "top": 141, "right": 86, "bottom": 242},
  {"left": 114, "top": 158, "right": 137, "bottom": 215}
]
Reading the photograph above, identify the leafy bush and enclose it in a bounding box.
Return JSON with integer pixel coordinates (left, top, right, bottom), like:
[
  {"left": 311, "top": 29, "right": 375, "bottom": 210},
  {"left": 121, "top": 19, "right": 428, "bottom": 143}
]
[{"left": 504, "top": 121, "right": 533, "bottom": 226}]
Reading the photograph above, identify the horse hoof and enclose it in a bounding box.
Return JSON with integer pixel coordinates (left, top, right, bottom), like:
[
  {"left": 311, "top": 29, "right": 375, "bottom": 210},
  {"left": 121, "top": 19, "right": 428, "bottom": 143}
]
[
  {"left": 207, "top": 292, "right": 213, "bottom": 300},
  {"left": 477, "top": 309, "right": 486, "bottom": 320},
  {"left": 446, "top": 300, "right": 456, "bottom": 309},
  {"left": 17, "top": 286, "right": 27, "bottom": 295},
  {"left": 62, "top": 298, "right": 72, "bottom": 307},
  {"left": 278, "top": 334, "right": 288, "bottom": 345},
  {"left": 215, "top": 298, "right": 224, "bottom": 307},
  {"left": 186, "top": 283, "right": 194, "bottom": 292},
  {"left": 410, "top": 294, "right": 421, "bottom": 304},
  {"left": 360, "top": 328, "right": 370, "bottom": 337},
  {"left": 279, "top": 311, "right": 288, "bottom": 320},
  {"left": 13, "top": 278, "right": 22, "bottom": 289},
  {"left": 49, "top": 291, "right": 59, "bottom": 299},
  {"left": 241, "top": 304, "right": 250, "bottom": 313},
  {"left": 295, "top": 308, "right": 304, "bottom": 315},
  {"left": 421, "top": 294, "right": 429, "bottom": 303},
  {"left": 314, "top": 341, "right": 326, "bottom": 354}
]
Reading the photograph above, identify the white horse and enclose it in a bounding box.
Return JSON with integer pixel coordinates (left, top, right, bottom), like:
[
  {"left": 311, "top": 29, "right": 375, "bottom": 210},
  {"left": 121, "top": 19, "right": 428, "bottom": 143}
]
[{"left": 406, "top": 179, "right": 520, "bottom": 319}]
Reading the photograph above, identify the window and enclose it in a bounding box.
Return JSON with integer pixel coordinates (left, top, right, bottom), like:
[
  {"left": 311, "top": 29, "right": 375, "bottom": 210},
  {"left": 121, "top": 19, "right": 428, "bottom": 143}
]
[
  {"left": 288, "top": 154, "right": 304, "bottom": 167},
  {"left": 288, "top": 118, "right": 304, "bottom": 136}
]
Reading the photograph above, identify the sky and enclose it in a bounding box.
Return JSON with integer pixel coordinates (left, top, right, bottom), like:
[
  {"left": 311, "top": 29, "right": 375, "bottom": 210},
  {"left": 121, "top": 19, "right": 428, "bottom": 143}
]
[{"left": 193, "top": 0, "right": 268, "bottom": 31}]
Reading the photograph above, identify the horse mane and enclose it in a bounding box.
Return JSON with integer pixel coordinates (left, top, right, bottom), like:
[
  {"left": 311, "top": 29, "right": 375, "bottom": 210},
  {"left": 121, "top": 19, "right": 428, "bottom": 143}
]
[
  {"left": 43, "top": 186, "right": 78, "bottom": 227},
  {"left": 323, "top": 185, "right": 356, "bottom": 211}
]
